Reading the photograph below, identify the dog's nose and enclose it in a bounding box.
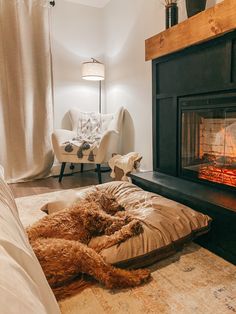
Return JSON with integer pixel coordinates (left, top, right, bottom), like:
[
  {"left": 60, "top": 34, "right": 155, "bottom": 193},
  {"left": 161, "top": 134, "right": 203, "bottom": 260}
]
[{"left": 119, "top": 205, "right": 125, "bottom": 211}]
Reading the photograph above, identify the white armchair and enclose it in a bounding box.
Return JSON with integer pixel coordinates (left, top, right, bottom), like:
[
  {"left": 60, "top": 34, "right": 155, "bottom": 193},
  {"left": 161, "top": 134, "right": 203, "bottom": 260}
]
[{"left": 52, "top": 107, "right": 124, "bottom": 183}]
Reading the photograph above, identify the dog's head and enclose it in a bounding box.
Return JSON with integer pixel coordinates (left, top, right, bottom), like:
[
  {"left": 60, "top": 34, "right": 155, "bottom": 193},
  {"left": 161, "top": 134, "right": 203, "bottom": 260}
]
[
  {"left": 85, "top": 191, "right": 125, "bottom": 215},
  {"left": 99, "top": 193, "right": 125, "bottom": 215}
]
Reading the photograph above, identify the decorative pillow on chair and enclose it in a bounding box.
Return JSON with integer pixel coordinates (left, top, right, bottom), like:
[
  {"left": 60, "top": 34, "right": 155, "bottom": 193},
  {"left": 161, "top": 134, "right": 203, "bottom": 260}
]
[{"left": 68, "top": 108, "right": 114, "bottom": 136}]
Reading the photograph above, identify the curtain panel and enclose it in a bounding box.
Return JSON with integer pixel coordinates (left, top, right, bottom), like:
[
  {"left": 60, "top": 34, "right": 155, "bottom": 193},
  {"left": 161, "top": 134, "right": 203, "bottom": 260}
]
[{"left": 0, "top": 0, "right": 54, "bottom": 183}]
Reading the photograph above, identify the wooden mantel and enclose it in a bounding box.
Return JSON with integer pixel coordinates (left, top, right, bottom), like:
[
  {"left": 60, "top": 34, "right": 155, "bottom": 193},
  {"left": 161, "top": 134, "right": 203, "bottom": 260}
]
[{"left": 145, "top": 0, "right": 236, "bottom": 61}]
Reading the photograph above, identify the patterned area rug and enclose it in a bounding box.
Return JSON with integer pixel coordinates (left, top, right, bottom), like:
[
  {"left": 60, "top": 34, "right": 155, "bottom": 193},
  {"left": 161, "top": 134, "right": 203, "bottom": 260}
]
[
  {"left": 59, "top": 243, "right": 236, "bottom": 314},
  {"left": 16, "top": 189, "right": 236, "bottom": 314}
]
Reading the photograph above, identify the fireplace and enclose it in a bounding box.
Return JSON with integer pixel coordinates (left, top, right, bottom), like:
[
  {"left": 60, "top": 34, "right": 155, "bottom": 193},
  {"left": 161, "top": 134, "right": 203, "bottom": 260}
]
[
  {"left": 180, "top": 95, "right": 236, "bottom": 190},
  {"left": 132, "top": 10, "right": 236, "bottom": 265}
]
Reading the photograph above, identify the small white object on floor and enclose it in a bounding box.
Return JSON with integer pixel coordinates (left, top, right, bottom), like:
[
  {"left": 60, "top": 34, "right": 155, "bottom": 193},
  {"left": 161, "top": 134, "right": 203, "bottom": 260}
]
[{"left": 109, "top": 152, "right": 142, "bottom": 181}]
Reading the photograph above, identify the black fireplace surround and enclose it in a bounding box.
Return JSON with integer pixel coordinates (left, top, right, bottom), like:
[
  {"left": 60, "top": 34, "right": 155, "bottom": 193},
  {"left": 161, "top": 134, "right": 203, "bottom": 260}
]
[
  {"left": 153, "top": 32, "right": 236, "bottom": 183},
  {"left": 132, "top": 31, "right": 236, "bottom": 264}
]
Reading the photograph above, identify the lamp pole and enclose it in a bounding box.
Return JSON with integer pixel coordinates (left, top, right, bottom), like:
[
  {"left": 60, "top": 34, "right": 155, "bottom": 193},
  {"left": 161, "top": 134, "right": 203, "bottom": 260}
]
[
  {"left": 99, "top": 80, "right": 102, "bottom": 114},
  {"left": 81, "top": 58, "right": 110, "bottom": 173}
]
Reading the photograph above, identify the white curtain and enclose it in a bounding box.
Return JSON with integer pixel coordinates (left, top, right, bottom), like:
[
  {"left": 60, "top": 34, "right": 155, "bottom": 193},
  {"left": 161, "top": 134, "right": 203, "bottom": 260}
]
[{"left": 0, "top": 0, "right": 54, "bottom": 183}]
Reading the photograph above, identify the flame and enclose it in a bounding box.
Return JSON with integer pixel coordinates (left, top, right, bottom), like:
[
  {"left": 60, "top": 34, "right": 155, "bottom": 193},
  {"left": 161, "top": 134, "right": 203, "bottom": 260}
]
[
  {"left": 198, "top": 122, "right": 236, "bottom": 188},
  {"left": 199, "top": 164, "right": 236, "bottom": 187}
]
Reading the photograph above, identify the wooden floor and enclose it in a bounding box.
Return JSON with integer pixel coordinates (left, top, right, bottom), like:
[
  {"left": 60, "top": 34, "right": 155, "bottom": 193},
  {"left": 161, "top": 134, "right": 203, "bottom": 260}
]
[{"left": 10, "top": 170, "right": 112, "bottom": 198}]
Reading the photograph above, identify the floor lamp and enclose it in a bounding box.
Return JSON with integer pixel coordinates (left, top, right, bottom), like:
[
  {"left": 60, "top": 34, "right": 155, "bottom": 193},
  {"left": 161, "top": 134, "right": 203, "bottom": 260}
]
[
  {"left": 81, "top": 58, "right": 105, "bottom": 114},
  {"left": 81, "top": 58, "right": 109, "bottom": 172}
]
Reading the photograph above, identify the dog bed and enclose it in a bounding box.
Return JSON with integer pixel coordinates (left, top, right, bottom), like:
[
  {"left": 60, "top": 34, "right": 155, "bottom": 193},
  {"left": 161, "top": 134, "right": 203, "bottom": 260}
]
[{"left": 38, "top": 181, "right": 211, "bottom": 268}]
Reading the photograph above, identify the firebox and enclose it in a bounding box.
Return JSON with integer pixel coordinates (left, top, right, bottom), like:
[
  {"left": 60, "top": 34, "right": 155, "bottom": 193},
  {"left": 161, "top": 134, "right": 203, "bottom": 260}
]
[{"left": 180, "top": 94, "right": 236, "bottom": 190}]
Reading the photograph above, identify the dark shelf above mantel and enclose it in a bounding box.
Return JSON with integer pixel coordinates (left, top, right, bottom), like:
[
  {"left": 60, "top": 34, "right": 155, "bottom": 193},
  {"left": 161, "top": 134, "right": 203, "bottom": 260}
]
[
  {"left": 145, "top": 0, "right": 236, "bottom": 60},
  {"left": 130, "top": 171, "right": 236, "bottom": 214}
]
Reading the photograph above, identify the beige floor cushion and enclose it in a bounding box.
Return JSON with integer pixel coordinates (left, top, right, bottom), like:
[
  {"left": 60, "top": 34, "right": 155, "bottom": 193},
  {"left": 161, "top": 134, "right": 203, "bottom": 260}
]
[
  {"left": 33, "top": 181, "right": 211, "bottom": 268},
  {"left": 91, "top": 182, "right": 211, "bottom": 267}
]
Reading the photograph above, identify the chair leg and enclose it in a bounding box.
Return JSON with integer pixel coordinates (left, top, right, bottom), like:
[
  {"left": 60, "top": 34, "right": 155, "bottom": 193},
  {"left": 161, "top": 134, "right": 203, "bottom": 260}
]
[
  {"left": 96, "top": 164, "right": 102, "bottom": 184},
  {"left": 59, "top": 162, "right": 66, "bottom": 183},
  {"left": 80, "top": 163, "right": 84, "bottom": 173}
]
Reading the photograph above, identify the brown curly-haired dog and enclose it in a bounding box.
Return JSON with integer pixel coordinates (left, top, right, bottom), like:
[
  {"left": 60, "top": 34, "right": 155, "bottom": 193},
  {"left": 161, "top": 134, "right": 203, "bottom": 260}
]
[{"left": 26, "top": 191, "right": 151, "bottom": 299}]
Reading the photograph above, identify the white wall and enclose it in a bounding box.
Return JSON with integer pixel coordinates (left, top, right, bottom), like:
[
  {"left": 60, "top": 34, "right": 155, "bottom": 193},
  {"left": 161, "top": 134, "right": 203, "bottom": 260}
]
[
  {"left": 103, "top": 0, "right": 221, "bottom": 171},
  {"left": 103, "top": 0, "right": 179, "bottom": 170},
  {"left": 51, "top": 0, "right": 105, "bottom": 130}
]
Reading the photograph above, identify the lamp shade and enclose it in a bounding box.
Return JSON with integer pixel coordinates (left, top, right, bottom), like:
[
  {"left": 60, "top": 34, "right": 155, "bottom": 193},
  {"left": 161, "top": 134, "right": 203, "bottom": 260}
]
[{"left": 82, "top": 61, "right": 105, "bottom": 81}]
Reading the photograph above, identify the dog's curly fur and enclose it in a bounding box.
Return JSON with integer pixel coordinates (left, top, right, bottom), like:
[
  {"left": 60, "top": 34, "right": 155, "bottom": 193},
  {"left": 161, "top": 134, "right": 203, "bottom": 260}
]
[{"left": 26, "top": 191, "right": 151, "bottom": 299}]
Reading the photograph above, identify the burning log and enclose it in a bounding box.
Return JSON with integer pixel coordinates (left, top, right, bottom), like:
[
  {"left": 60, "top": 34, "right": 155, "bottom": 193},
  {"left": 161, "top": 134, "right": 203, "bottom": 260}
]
[{"left": 199, "top": 164, "right": 236, "bottom": 187}]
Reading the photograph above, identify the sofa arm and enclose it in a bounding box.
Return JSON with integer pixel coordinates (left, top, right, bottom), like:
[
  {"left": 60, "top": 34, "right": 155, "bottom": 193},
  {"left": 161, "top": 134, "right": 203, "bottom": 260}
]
[
  {"left": 0, "top": 175, "right": 60, "bottom": 314},
  {"left": 52, "top": 129, "right": 77, "bottom": 162},
  {"left": 0, "top": 165, "right": 4, "bottom": 180}
]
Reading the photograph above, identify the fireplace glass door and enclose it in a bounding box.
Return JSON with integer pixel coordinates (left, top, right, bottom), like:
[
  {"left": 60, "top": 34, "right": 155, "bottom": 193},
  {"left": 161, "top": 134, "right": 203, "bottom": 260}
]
[{"left": 181, "top": 107, "right": 236, "bottom": 189}]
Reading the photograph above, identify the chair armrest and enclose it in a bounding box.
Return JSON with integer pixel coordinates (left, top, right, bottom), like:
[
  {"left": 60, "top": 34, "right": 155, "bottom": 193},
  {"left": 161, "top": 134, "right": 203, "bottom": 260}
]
[
  {"left": 96, "top": 130, "right": 119, "bottom": 163},
  {"left": 99, "top": 129, "right": 119, "bottom": 148},
  {"left": 51, "top": 129, "right": 77, "bottom": 162},
  {"left": 52, "top": 129, "right": 77, "bottom": 144}
]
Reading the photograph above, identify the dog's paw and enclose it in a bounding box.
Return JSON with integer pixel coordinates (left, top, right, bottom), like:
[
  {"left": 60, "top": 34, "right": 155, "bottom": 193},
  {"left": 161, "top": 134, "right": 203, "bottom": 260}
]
[
  {"left": 124, "top": 215, "right": 133, "bottom": 223},
  {"left": 104, "top": 224, "right": 121, "bottom": 235},
  {"left": 105, "top": 268, "right": 151, "bottom": 289},
  {"left": 115, "top": 212, "right": 132, "bottom": 222},
  {"left": 130, "top": 220, "right": 143, "bottom": 235},
  {"left": 131, "top": 269, "right": 151, "bottom": 284}
]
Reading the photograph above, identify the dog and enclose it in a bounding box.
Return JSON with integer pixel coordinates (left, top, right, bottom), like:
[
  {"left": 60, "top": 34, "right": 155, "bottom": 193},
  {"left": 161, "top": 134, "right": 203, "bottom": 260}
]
[{"left": 26, "top": 191, "right": 151, "bottom": 299}]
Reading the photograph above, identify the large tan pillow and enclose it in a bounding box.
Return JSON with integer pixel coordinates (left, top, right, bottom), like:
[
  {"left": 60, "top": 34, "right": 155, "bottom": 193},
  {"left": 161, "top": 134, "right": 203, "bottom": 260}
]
[
  {"left": 36, "top": 181, "right": 211, "bottom": 268},
  {"left": 87, "top": 182, "right": 211, "bottom": 267}
]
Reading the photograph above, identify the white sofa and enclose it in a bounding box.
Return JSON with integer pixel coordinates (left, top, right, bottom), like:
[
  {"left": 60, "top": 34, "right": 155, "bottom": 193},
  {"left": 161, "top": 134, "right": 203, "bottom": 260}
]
[{"left": 0, "top": 167, "right": 60, "bottom": 314}]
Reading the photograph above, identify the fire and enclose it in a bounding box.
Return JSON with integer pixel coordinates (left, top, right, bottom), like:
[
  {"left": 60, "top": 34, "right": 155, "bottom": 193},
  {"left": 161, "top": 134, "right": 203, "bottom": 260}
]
[
  {"left": 199, "top": 164, "right": 236, "bottom": 188},
  {"left": 198, "top": 122, "right": 236, "bottom": 188}
]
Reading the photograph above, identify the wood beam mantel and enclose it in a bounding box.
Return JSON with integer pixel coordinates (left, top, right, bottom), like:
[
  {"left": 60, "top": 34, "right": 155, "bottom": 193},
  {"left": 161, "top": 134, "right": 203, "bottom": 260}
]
[{"left": 145, "top": 0, "right": 236, "bottom": 61}]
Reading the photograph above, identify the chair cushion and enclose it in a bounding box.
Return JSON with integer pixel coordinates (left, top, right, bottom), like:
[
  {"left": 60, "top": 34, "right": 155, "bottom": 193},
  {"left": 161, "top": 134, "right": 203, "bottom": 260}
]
[{"left": 34, "top": 181, "right": 211, "bottom": 268}]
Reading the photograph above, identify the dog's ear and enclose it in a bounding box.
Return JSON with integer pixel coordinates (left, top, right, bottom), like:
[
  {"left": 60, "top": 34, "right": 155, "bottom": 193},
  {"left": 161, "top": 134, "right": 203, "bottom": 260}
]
[
  {"left": 99, "top": 193, "right": 125, "bottom": 215},
  {"left": 85, "top": 191, "right": 104, "bottom": 205},
  {"left": 99, "top": 193, "right": 114, "bottom": 209}
]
